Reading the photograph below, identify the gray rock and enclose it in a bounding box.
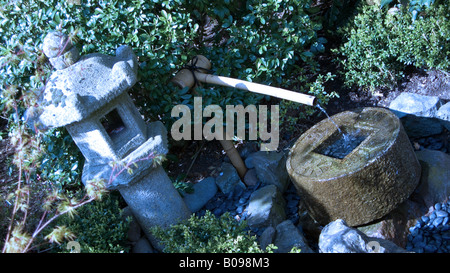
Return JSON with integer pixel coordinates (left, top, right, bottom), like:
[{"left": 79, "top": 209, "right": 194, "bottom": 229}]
[
  {"left": 389, "top": 92, "right": 441, "bottom": 118},
  {"left": 273, "top": 220, "right": 313, "bottom": 253},
  {"left": 243, "top": 168, "right": 258, "bottom": 186},
  {"left": 436, "top": 102, "right": 450, "bottom": 130},
  {"left": 415, "top": 149, "right": 450, "bottom": 209},
  {"left": 245, "top": 151, "right": 289, "bottom": 192},
  {"left": 216, "top": 162, "right": 242, "bottom": 195},
  {"left": 259, "top": 226, "right": 276, "bottom": 251},
  {"left": 183, "top": 177, "right": 217, "bottom": 212},
  {"left": 132, "top": 237, "right": 154, "bottom": 253},
  {"left": 247, "top": 185, "right": 286, "bottom": 229},
  {"left": 401, "top": 115, "right": 443, "bottom": 138},
  {"left": 388, "top": 93, "right": 444, "bottom": 137},
  {"left": 239, "top": 141, "right": 258, "bottom": 159},
  {"left": 42, "top": 31, "right": 73, "bottom": 58},
  {"left": 319, "top": 219, "right": 409, "bottom": 253}
]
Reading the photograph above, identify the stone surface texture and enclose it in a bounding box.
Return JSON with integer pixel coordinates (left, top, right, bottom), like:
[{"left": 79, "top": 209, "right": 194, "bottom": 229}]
[
  {"left": 388, "top": 92, "right": 449, "bottom": 137},
  {"left": 39, "top": 44, "right": 138, "bottom": 128},
  {"left": 287, "top": 107, "right": 421, "bottom": 226},
  {"left": 215, "top": 162, "right": 242, "bottom": 195},
  {"left": 273, "top": 220, "right": 313, "bottom": 253},
  {"left": 183, "top": 177, "right": 218, "bottom": 213},
  {"left": 38, "top": 33, "right": 191, "bottom": 253},
  {"left": 319, "top": 219, "right": 409, "bottom": 253},
  {"left": 389, "top": 92, "right": 441, "bottom": 118},
  {"left": 247, "top": 185, "right": 286, "bottom": 229},
  {"left": 245, "top": 151, "right": 289, "bottom": 192}
]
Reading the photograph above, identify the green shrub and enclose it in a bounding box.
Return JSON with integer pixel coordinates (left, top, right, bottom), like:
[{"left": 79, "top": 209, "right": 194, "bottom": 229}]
[
  {"left": 0, "top": 0, "right": 330, "bottom": 251},
  {"left": 137, "top": 0, "right": 334, "bottom": 128},
  {"left": 54, "top": 193, "right": 130, "bottom": 253},
  {"left": 280, "top": 72, "right": 338, "bottom": 132},
  {"left": 151, "top": 211, "right": 273, "bottom": 253},
  {"left": 379, "top": 0, "right": 436, "bottom": 21},
  {"left": 39, "top": 128, "right": 84, "bottom": 192},
  {"left": 334, "top": 3, "right": 450, "bottom": 91},
  {"left": 1, "top": 0, "right": 334, "bottom": 126}
]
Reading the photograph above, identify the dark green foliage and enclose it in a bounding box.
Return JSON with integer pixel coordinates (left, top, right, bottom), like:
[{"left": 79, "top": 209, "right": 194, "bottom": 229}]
[
  {"left": 380, "top": 0, "right": 437, "bottom": 21},
  {"left": 151, "top": 211, "right": 273, "bottom": 253},
  {"left": 54, "top": 194, "right": 130, "bottom": 253},
  {"left": 39, "top": 128, "right": 84, "bottom": 192},
  {"left": 335, "top": 3, "right": 450, "bottom": 91},
  {"left": 1, "top": 0, "right": 335, "bottom": 141}
]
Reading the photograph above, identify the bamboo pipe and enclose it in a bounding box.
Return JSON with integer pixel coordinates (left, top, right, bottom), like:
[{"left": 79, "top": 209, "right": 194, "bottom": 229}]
[
  {"left": 171, "top": 55, "right": 318, "bottom": 107},
  {"left": 171, "top": 55, "right": 318, "bottom": 181},
  {"left": 195, "top": 72, "right": 317, "bottom": 106},
  {"left": 219, "top": 138, "right": 247, "bottom": 180}
]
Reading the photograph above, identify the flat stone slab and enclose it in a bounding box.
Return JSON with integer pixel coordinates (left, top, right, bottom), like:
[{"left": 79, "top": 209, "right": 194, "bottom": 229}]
[{"left": 183, "top": 177, "right": 217, "bottom": 212}]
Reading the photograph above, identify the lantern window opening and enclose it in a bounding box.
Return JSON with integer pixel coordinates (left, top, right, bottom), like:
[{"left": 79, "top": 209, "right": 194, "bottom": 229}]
[{"left": 100, "top": 108, "right": 126, "bottom": 140}]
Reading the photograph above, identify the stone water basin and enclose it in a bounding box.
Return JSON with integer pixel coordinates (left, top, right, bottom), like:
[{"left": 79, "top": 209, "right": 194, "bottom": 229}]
[{"left": 286, "top": 107, "right": 421, "bottom": 226}]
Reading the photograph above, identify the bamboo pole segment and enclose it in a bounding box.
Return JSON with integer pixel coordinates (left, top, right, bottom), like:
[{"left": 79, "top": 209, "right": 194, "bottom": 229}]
[
  {"left": 219, "top": 138, "right": 247, "bottom": 180},
  {"left": 171, "top": 55, "right": 317, "bottom": 107},
  {"left": 195, "top": 72, "right": 317, "bottom": 106}
]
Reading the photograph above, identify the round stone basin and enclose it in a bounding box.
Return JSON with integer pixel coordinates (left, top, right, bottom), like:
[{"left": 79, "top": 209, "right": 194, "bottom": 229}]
[{"left": 286, "top": 107, "right": 421, "bottom": 226}]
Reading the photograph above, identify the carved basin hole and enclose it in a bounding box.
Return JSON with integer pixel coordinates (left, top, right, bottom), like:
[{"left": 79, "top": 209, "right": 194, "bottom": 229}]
[
  {"left": 314, "top": 128, "right": 369, "bottom": 159},
  {"left": 100, "top": 108, "right": 126, "bottom": 140}
]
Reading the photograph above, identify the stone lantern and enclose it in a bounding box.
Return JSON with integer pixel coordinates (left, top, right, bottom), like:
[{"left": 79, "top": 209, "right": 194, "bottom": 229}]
[{"left": 37, "top": 32, "right": 191, "bottom": 249}]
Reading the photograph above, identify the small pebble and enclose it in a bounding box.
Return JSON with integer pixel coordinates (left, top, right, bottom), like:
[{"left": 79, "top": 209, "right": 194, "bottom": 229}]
[
  {"left": 435, "top": 210, "right": 448, "bottom": 218},
  {"left": 433, "top": 217, "right": 444, "bottom": 227},
  {"left": 236, "top": 205, "right": 244, "bottom": 214},
  {"left": 412, "top": 235, "right": 423, "bottom": 244},
  {"left": 238, "top": 197, "right": 247, "bottom": 204},
  {"left": 414, "top": 247, "right": 424, "bottom": 253},
  {"left": 408, "top": 200, "right": 450, "bottom": 253},
  {"left": 442, "top": 232, "right": 450, "bottom": 240},
  {"left": 430, "top": 213, "right": 436, "bottom": 220},
  {"left": 424, "top": 245, "right": 437, "bottom": 253},
  {"left": 213, "top": 208, "right": 223, "bottom": 217}
]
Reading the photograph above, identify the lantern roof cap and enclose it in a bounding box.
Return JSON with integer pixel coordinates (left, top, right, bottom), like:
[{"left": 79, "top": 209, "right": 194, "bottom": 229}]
[{"left": 39, "top": 42, "right": 138, "bottom": 128}]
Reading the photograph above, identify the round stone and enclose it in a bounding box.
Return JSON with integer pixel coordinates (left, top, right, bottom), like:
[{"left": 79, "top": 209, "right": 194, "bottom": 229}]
[
  {"left": 43, "top": 31, "right": 72, "bottom": 58},
  {"left": 286, "top": 107, "right": 421, "bottom": 226},
  {"left": 435, "top": 210, "right": 448, "bottom": 218},
  {"left": 48, "top": 46, "right": 80, "bottom": 70}
]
